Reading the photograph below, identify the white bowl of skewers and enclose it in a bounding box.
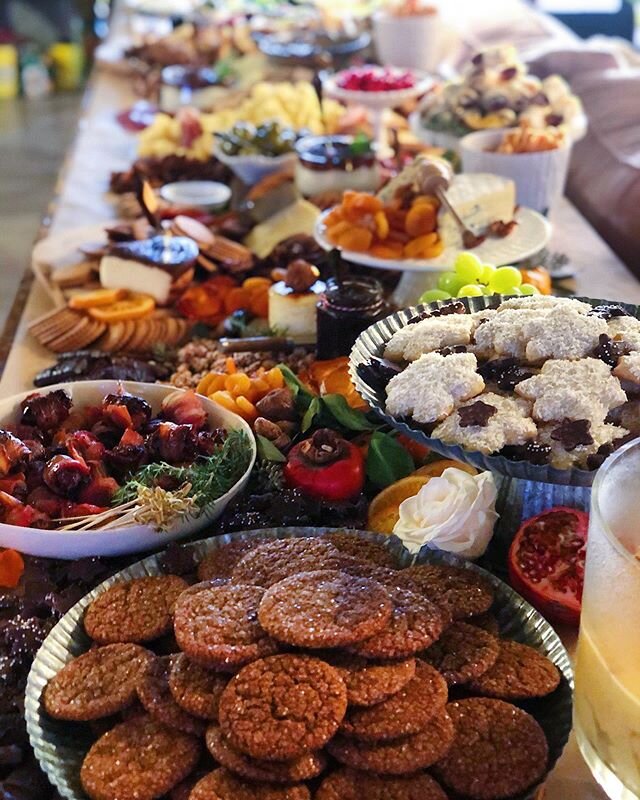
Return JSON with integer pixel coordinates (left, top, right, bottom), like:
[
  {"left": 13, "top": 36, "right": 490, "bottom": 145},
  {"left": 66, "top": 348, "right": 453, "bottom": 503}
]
[{"left": 0, "top": 381, "right": 255, "bottom": 558}]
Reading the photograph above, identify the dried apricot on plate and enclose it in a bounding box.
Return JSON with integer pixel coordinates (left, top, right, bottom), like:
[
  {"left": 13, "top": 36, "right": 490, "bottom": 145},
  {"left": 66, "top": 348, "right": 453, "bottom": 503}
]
[
  {"left": 88, "top": 293, "right": 155, "bottom": 323},
  {"left": 369, "top": 243, "right": 404, "bottom": 260},
  {"left": 337, "top": 226, "right": 373, "bottom": 252},
  {"left": 68, "top": 288, "right": 126, "bottom": 310},
  {"left": 343, "top": 191, "right": 382, "bottom": 221},
  {"left": 404, "top": 233, "right": 439, "bottom": 260},
  {"left": 374, "top": 211, "right": 390, "bottom": 240},
  {"left": 325, "top": 207, "right": 345, "bottom": 227},
  {"left": 327, "top": 220, "right": 352, "bottom": 243},
  {"left": 405, "top": 203, "right": 437, "bottom": 237}
]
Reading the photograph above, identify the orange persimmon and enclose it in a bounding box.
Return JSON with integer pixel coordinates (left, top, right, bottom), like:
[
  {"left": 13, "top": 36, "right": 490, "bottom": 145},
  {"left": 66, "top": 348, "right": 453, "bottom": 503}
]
[
  {"left": 224, "top": 287, "right": 251, "bottom": 313},
  {"left": 520, "top": 266, "right": 552, "bottom": 295},
  {"left": 249, "top": 290, "right": 269, "bottom": 318}
]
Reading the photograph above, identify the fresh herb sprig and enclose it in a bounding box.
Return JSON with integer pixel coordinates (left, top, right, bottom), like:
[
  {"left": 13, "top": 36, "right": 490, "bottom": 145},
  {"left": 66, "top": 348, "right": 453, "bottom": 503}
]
[{"left": 113, "top": 429, "right": 252, "bottom": 510}]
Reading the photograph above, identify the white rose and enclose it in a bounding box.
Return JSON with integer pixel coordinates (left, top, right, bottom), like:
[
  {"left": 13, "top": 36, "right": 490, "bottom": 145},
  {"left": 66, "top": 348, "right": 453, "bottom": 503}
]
[{"left": 393, "top": 467, "right": 498, "bottom": 559}]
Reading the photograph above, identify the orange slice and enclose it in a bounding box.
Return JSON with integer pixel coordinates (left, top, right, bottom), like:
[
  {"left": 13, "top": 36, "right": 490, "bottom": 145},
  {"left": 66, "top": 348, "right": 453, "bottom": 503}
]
[
  {"left": 68, "top": 288, "right": 127, "bottom": 310},
  {"left": 413, "top": 460, "right": 477, "bottom": 479},
  {"left": 88, "top": 293, "right": 156, "bottom": 323},
  {"left": 367, "top": 475, "right": 430, "bottom": 535}
]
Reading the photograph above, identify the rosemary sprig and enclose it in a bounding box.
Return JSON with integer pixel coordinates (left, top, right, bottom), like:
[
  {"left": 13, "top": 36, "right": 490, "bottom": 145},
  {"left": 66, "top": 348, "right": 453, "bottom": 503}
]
[{"left": 113, "top": 429, "right": 252, "bottom": 510}]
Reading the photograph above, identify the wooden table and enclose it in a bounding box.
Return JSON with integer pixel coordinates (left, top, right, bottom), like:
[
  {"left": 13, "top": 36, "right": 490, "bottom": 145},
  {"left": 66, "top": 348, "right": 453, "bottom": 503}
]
[{"left": 1, "top": 5, "right": 637, "bottom": 798}]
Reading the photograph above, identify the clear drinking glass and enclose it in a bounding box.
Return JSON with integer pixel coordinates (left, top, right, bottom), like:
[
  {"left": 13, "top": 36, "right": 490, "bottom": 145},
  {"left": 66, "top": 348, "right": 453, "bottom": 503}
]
[{"left": 574, "top": 439, "right": 640, "bottom": 799}]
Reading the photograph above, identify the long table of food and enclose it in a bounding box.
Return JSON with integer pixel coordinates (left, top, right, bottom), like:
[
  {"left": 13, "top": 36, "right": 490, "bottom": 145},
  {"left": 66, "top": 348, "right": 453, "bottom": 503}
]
[{"left": 2, "top": 1, "right": 639, "bottom": 798}]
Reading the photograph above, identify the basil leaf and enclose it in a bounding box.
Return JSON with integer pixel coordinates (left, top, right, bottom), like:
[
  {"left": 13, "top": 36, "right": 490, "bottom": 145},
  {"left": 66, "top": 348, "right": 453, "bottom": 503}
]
[
  {"left": 366, "top": 431, "right": 414, "bottom": 489},
  {"left": 321, "top": 394, "right": 376, "bottom": 432},
  {"left": 277, "top": 364, "right": 315, "bottom": 411},
  {"left": 256, "top": 435, "right": 286, "bottom": 463},
  {"left": 301, "top": 397, "right": 321, "bottom": 433}
]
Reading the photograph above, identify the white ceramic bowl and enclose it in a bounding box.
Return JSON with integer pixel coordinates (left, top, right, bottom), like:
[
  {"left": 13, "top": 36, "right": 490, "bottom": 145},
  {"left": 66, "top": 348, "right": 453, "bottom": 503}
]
[
  {"left": 159, "top": 180, "right": 231, "bottom": 211},
  {"left": 0, "top": 381, "right": 255, "bottom": 558},
  {"left": 214, "top": 144, "right": 297, "bottom": 186},
  {"left": 373, "top": 11, "right": 445, "bottom": 73},
  {"left": 460, "top": 128, "right": 572, "bottom": 215}
]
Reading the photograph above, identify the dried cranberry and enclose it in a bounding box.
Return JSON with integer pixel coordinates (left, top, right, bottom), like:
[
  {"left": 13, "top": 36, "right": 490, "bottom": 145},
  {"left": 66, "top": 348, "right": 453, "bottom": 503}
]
[
  {"left": 458, "top": 401, "right": 497, "bottom": 428},
  {"left": 500, "top": 442, "right": 552, "bottom": 465},
  {"left": 357, "top": 358, "right": 402, "bottom": 392},
  {"left": 485, "top": 94, "right": 509, "bottom": 112},
  {"left": 531, "top": 91, "right": 549, "bottom": 106},
  {"left": 546, "top": 113, "right": 564, "bottom": 126},
  {"left": 478, "top": 358, "right": 532, "bottom": 391},
  {"left": 588, "top": 304, "right": 631, "bottom": 320},
  {"left": 551, "top": 419, "right": 594, "bottom": 451},
  {"left": 500, "top": 66, "right": 518, "bottom": 81},
  {"left": 591, "top": 334, "right": 628, "bottom": 367},
  {"left": 437, "top": 345, "right": 468, "bottom": 357}
]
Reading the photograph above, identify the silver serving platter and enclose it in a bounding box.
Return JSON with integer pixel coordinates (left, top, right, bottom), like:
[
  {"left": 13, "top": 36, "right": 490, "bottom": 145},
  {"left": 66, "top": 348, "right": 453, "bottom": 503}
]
[
  {"left": 26, "top": 527, "right": 573, "bottom": 800},
  {"left": 350, "top": 295, "right": 640, "bottom": 487}
]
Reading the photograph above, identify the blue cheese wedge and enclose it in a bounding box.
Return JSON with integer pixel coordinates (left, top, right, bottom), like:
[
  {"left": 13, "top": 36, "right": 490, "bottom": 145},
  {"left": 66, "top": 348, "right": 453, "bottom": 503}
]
[{"left": 439, "top": 174, "right": 516, "bottom": 249}]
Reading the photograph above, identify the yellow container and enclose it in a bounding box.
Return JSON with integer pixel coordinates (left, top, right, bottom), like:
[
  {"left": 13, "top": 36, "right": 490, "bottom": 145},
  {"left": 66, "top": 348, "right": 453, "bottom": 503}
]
[
  {"left": 0, "top": 44, "right": 18, "bottom": 100},
  {"left": 48, "top": 42, "right": 84, "bottom": 91}
]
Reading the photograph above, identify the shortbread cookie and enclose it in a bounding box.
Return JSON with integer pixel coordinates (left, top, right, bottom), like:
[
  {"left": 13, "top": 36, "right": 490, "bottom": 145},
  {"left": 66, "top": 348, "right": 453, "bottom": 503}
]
[
  {"left": 522, "top": 305, "right": 608, "bottom": 362},
  {"left": 608, "top": 316, "right": 640, "bottom": 352},
  {"left": 537, "top": 420, "right": 629, "bottom": 470},
  {"left": 472, "top": 308, "right": 546, "bottom": 360},
  {"left": 386, "top": 352, "right": 485, "bottom": 425},
  {"left": 614, "top": 352, "right": 640, "bottom": 385},
  {"left": 498, "top": 296, "right": 591, "bottom": 314},
  {"left": 385, "top": 315, "right": 475, "bottom": 363},
  {"left": 432, "top": 392, "right": 537, "bottom": 455},
  {"left": 515, "top": 358, "right": 626, "bottom": 425}
]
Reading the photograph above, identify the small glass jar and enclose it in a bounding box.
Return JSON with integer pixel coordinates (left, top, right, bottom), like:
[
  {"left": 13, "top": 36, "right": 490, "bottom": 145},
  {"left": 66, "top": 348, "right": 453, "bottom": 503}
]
[{"left": 316, "top": 277, "right": 388, "bottom": 360}]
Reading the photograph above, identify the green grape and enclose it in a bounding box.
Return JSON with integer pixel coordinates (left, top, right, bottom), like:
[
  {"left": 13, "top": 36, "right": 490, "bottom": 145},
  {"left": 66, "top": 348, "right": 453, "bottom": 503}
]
[
  {"left": 438, "top": 271, "right": 465, "bottom": 295},
  {"left": 519, "top": 284, "right": 540, "bottom": 296},
  {"left": 488, "top": 266, "right": 523, "bottom": 293},
  {"left": 420, "top": 289, "right": 452, "bottom": 303},
  {"left": 482, "top": 285, "right": 496, "bottom": 295},
  {"left": 457, "top": 284, "right": 484, "bottom": 298},
  {"left": 479, "top": 263, "right": 496, "bottom": 284},
  {"left": 454, "top": 252, "right": 483, "bottom": 283}
]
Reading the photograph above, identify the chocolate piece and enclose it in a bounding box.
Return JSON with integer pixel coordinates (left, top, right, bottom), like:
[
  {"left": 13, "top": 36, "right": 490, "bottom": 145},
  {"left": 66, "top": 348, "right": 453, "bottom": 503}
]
[
  {"left": 588, "top": 304, "right": 631, "bottom": 321},
  {"left": 458, "top": 401, "right": 497, "bottom": 428},
  {"left": 591, "top": 334, "right": 629, "bottom": 368},
  {"left": 550, "top": 419, "right": 594, "bottom": 451}
]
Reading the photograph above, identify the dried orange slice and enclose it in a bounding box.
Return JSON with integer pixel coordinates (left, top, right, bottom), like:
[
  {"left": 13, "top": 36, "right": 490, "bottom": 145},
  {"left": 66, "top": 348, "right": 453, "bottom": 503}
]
[
  {"left": 413, "top": 460, "right": 477, "bottom": 478},
  {"left": 88, "top": 293, "right": 156, "bottom": 323},
  {"left": 68, "top": 288, "right": 127, "bottom": 310},
  {"left": 367, "top": 475, "right": 430, "bottom": 535}
]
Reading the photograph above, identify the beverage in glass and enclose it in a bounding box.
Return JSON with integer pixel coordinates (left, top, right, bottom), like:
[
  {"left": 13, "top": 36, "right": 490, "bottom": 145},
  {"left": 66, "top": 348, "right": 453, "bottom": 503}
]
[{"left": 574, "top": 440, "right": 640, "bottom": 799}]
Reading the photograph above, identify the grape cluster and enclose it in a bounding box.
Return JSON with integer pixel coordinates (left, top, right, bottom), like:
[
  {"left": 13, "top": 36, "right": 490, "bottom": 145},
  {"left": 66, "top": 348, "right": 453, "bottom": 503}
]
[{"left": 420, "top": 252, "right": 540, "bottom": 304}]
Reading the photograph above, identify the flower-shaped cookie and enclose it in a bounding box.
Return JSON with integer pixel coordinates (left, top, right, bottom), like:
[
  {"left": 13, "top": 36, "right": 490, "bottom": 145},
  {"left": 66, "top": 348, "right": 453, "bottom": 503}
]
[
  {"left": 521, "top": 306, "right": 607, "bottom": 362},
  {"left": 537, "top": 420, "right": 629, "bottom": 470},
  {"left": 386, "top": 352, "right": 484, "bottom": 424},
  {"left": 385, "top": 315, "right": 475, "bottom": 363},
  {"left": 515, "top": 358, "right": 626, "bottom": 424},
  {"left": 432, "top": 392, "right": 537, "bottom": 455}
]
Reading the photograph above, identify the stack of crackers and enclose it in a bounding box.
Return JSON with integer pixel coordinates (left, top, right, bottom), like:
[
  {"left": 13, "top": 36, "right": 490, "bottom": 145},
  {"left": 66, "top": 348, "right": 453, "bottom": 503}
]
[
  {"left": 29, "top": 307, "right": 191, "bottom": 355},
  {"left": 41, "top": 532, "right": 563, "bottom": 800}
]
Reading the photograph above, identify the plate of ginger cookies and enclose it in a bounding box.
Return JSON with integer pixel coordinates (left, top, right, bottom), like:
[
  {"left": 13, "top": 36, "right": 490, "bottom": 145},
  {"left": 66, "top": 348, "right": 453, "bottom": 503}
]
[{"left": 26, "top": 527, "right": 573, "bottom": 800}]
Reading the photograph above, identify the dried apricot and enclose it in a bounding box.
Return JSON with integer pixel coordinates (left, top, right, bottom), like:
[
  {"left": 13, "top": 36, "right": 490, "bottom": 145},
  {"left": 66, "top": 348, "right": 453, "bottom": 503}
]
[
  {"left": 249, "top": 290, "right": 269, "bottom": 318},
  {"left": 337, "top": 227, "right": 373, "bottom": 252},
  {"left": 374, "top": 211, "right": 390, "bottom": 240},
  {"left": 384, "top": 207, "right": 408, "bottom": 231},
  {"left": 327, "top": 220, "right": 352, "bottom": 243},
  {"left": 324, "top": 207, "right": 345, "bottom": 227},
  {"left": 405, "top": 204, "right": 437, "bottom": 237},
  {"left": 224, "top": 287, "right": 251, "bottom": 314},
  {"left": 404, "top": 233, "right": 439, "bottom": 259},
  {"left": 369, "top": 243, "right": 404, "bottom": 260}
]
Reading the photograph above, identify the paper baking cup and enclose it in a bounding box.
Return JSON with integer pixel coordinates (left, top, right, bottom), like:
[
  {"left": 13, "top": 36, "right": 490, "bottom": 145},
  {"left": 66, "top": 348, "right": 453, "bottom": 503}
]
[
  {"left": 349, "top": 295, "right": 640, "bottom": 487},
  {"left": 460, "top": 129, "right": 572, "bottom": 215},
  {"left": 26, "top": 527, "right": 572, "bottom": 800}
]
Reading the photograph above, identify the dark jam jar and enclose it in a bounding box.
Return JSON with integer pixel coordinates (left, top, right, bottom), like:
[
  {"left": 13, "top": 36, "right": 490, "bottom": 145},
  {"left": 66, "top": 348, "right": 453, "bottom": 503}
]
[{"left": 316, "top": 277, "right": 388, "bottom": 360}]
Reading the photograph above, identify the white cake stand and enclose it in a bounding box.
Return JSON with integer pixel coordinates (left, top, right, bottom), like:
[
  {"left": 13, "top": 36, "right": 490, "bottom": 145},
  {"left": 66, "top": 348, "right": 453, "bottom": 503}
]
[
  {"left": 322, "top": 68, "right": 434, "bottom": 157},
  {"left": 314, "top": 206, "right": 552, "bottom": 307}
]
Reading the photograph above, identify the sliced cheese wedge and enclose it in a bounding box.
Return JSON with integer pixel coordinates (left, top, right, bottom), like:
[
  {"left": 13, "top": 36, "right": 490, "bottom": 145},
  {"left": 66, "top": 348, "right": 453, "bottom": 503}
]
[{"left": 438, "top": 173, "right": 516, "bottom": 249}]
